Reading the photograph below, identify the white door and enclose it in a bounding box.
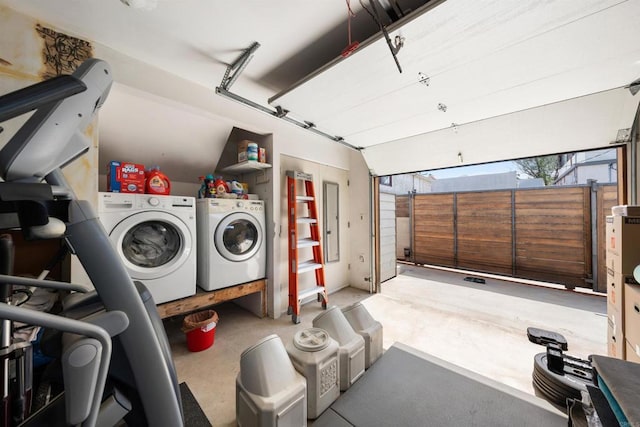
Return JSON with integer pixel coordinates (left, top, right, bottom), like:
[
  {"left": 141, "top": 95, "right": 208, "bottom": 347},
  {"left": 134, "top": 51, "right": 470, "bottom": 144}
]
[{"left": 379, "top": 192, "right": 397, "bottom": 283}]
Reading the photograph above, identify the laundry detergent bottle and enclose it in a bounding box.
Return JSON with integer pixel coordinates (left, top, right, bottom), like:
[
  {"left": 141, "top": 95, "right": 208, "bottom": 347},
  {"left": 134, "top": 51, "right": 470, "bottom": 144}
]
[{"left": 145, "top": 166, "right": 171, "bottom": 195}]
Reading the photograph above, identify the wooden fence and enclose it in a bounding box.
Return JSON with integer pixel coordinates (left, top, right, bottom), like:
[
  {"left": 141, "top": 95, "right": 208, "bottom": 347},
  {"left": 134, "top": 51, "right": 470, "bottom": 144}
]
[{"left": 397, "top": 184, "right": 617, "bottom": 291}]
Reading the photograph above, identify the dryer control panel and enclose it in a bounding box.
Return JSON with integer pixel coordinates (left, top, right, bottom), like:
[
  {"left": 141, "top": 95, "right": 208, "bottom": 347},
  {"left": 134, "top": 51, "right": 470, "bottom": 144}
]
[{"left": 200, "top": 198, "right": 264, "bottom": 214}]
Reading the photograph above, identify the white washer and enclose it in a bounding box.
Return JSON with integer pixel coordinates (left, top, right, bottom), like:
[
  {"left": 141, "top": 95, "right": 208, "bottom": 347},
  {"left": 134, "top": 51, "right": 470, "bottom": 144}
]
[
  {"left": 196, "top": 198, "right": 266, "bottom": 291},
  {"left": 98, "top": 192, "right": 197, "bottom": 304}
]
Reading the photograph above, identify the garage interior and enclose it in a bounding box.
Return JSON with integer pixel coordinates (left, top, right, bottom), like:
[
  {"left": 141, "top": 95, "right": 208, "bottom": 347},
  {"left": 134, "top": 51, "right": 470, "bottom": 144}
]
[
  {"left": 165, "top": 263, "right": 607, "bottom": 426},
  {"left": 1, "top": 0, "right": 640, "bottom": 426}
]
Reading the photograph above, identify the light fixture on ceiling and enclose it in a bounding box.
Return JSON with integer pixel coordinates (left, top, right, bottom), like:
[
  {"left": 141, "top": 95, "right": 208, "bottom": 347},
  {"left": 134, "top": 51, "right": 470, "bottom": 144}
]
[{"left": 120, "top": 0, "right": 158, "bottom": 10}]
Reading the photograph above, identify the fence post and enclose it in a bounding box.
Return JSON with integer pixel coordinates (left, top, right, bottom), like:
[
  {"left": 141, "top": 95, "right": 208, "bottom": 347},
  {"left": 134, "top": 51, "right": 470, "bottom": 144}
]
[
  {"left": 409, "top": 191, "right": 415, "bottom": 264},
  {"left": 453, "top": 192, "right": 458, "bottom": 268},
  {"left": 589, "top": 179, "right": 598, "bottom": 291},
  {"left": 511, "top": 189, "right": 516, "bottom": 276}
]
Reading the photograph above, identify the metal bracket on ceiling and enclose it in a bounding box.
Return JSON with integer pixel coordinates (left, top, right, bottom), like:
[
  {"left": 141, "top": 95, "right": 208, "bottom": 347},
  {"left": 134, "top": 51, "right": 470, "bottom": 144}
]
[
  {"left": 220, "top": 41, "right": 261, "bottom": 91},
  {"left": 275, "top": 106, "right": 289, "bottom": 118},
  {"left": 615, "top": 128, "right": 632, "bottom": 143},
  {"left": 628, "top": 77, "right": 640, "bottom": 96},
  {"left": 368, "top": 0, "right": 403, "bottom": 73},
  {"left": 215, "top": 43, "right": 362, "bottom": 151}
]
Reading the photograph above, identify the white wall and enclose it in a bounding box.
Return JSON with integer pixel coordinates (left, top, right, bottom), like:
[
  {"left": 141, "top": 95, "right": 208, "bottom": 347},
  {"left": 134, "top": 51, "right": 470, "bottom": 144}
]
[
  {"left": 396, "top": 218, "right": 411, "bottom": 259},
  {"left": 577, "top": 164, "right": 617, "bottom": 184},
  {"left": 348, "top": 150, "right": 373, "bottom": 291},
  {"left": 380, "top": 173, "right": 433, "bottom": 195}
]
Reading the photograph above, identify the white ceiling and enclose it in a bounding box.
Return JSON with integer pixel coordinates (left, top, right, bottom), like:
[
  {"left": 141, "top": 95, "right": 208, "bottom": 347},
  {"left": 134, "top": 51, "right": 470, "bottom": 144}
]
[
  {"left": 271, "top": 0, "right": 640, "bottom": 148},
  {"left": 1, "top": 0, "right": 411, "bottom": 103},
  {"left": 2, "top": 0, "right": 640, "bottom": 177}
]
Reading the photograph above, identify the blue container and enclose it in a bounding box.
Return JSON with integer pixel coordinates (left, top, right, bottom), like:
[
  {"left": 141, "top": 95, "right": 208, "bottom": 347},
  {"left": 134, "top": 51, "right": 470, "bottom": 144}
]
[{"left": 247, "top": 142, "right": 258, "bottom": 161}]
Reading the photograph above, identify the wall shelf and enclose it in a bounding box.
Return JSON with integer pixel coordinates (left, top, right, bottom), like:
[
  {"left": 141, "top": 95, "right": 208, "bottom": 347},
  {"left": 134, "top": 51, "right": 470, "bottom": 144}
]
[{"left": 220, "top": 161, "right": 272, "bottom": 174}]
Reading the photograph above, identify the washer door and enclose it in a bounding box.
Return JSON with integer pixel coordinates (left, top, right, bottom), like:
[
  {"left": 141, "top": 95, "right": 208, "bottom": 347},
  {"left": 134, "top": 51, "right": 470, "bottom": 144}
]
[
  {"left": 109, "top": 211, "right": 192, "bottom": 279},
  {"left": 214, "top": 212, "right": 263, "bottom": 262}
]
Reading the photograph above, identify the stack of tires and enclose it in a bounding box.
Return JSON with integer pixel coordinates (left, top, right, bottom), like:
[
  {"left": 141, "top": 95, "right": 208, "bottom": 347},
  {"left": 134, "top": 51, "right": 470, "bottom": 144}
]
[
  {"left": 527, "top": 327, "right": 593, "bottom": 408},
  {"left": 532, "top": 351, "right": 593, "bottom": 408}
]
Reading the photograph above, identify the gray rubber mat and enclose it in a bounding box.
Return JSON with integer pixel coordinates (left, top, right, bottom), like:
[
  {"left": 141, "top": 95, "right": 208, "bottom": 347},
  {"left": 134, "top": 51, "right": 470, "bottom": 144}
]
[
  {"left": 329, "top": 343, "right": 566, "bottom": 427},
  {"left": 591, "top": 355, "right": 640, "bottom": 426},
  {"left": 311, "top": 408, "right": 353, "bottom": 426}
]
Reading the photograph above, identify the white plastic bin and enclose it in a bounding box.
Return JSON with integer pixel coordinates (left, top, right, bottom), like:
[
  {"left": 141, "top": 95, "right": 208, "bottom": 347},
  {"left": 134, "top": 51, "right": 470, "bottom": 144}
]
[
  {"left": 341, "top": 302, "right": 383, "bottom": 369},
  {"left": 286, "top": 328, "right": 340, "bottom": 419},
  {"left": 312, "top": 306, "right": 365, "bottom": 391},
  {"left": 236, "top": 334, "right": 307, "bottom": 427}
]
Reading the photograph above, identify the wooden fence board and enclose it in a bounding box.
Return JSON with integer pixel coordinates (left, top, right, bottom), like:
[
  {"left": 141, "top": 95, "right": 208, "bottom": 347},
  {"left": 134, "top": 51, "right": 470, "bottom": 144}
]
[
  {"left": 515, "top": 187, "right": 585, "bottom": 202},
  {"left": 407, "top": 185, "right": 597, "bottom": 288},
  {"left": 456, "top": 191, "right": 512, "bottom": 275},
  {"left": 413, "top": 194, "right": 455, "bottom": 267},
  {"left": 514, "top": 186, "right": 588, "bottom": 288},
  {"left": 515, "top": 216, "right": 588, "bottom": 225},
  {"left": 396, "top": 195, "right": 410, "bottom": 217}
]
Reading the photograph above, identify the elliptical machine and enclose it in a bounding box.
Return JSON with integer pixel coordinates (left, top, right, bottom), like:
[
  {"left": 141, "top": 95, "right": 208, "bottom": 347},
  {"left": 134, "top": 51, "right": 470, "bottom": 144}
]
[{"left": 0, "top": 58, "right": 184, "bottom": 426}]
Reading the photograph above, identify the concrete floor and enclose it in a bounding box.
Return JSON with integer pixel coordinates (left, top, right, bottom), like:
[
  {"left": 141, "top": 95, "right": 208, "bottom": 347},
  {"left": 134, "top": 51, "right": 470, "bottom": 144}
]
[{"left": 165, "top": 264, "right": 607, "bottom": 426}]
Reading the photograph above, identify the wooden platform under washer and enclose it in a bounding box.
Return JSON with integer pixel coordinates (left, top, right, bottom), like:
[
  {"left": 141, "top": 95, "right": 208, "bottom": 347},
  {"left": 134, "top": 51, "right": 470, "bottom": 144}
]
[{"left": 156, "top": 279, "right": 266, "bottom": 319}]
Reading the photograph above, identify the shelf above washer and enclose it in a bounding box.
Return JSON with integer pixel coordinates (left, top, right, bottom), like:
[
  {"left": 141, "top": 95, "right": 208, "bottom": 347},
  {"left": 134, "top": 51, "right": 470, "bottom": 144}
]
[{"left": 220, "top": 161, "right": 272, "bottom": 174}]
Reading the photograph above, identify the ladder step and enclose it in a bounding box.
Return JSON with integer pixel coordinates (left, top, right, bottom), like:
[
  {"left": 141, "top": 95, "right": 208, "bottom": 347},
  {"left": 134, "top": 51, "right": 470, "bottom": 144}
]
[
  {"left": 287, "top": 171, "right": 313, "bottom": 181},
  {"left": 297, "top": 260, "right": 323, "bottom": 274},
  {"left": 296, "top": 195, "right": 314, "bottom": 202},
  {"left": 297, "top": 238, "right": 320, "bottom": 248},
  {"left": 297, "top": 217, "right": 317, "bottom": 224},
  {"left": 298, "top": 286, "right": 326, "bottom": 301}
]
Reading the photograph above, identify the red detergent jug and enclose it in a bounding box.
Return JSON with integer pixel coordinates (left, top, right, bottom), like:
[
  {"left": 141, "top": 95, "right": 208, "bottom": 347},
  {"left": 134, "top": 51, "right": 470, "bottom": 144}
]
[{"left": 145, "top": 166, "right": 171, "bottom": 195}]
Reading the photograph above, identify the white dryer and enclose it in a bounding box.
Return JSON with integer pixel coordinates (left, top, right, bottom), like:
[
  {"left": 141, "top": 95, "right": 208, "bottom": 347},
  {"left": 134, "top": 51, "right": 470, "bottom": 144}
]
[
  {"left": 196, "top": 198, "right": 266, "bottom": 291},
  {"left": 98, "top": 192, "right": 197, "bottom": 304}
]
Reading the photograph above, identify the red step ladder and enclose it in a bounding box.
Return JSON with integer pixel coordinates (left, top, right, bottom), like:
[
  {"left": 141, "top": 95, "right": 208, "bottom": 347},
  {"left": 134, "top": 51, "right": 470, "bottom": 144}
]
[{"left": 287, "top": 171, "right": 328, "bottom": 324}]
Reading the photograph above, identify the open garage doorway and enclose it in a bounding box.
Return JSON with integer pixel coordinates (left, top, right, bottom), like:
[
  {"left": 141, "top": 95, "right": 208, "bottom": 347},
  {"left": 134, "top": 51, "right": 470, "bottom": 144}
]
[{"left": 376, "top": 147, "right": 627, "bottom": 294}]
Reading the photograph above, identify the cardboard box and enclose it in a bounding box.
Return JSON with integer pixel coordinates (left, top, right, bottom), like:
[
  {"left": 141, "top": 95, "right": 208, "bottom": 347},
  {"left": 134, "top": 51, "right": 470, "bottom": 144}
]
[
  {"left": 608, "top": 301, "right": 623, "bottom": 332},
  {"left": 612, "top": 205, "right": 640, "bottom": 217},
  {"left": 608, "top": 321, "right": 625, "bottom": 359},
  {"left": 605, "top": 215, "right": 640, "bottom": 274},
  {"left": 626, "top": 340, "right": 640, "bottom": 363},
  {"left": 608, "top": 299, "right": 625, "bottom": 359},
  {"left": 238, "top": 140, "right": 249, "bottom": 162},
  {"left": 624, "top": 282, "right": 640, "bottom": 350},
  {"left": 107, "top": 161, "right": 145, "bottom": 193},
  {"left": 607, "top": 268, "right": 632, "bottom": 313}
]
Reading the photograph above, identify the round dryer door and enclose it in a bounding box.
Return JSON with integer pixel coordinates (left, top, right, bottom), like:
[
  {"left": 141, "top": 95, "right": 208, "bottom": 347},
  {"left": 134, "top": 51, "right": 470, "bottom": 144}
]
[
  {"left": 109, "top": 211, "right": 193, "bottom": 279},
  {"left": 214, "top": 212, "right": 263, "bottom": 262}
]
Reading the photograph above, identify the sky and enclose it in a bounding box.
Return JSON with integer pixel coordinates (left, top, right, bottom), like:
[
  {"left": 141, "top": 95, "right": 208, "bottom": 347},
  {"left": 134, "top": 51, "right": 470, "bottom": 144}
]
[{"left": 425, "top": 160, "right": 521, "bottom": 180}]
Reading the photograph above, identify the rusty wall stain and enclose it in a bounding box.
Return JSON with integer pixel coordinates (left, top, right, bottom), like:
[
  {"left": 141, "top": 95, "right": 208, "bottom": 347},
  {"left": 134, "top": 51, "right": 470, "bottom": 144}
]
[{"left": 35, "top": 23, "right": 93, "bottom": 78}]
